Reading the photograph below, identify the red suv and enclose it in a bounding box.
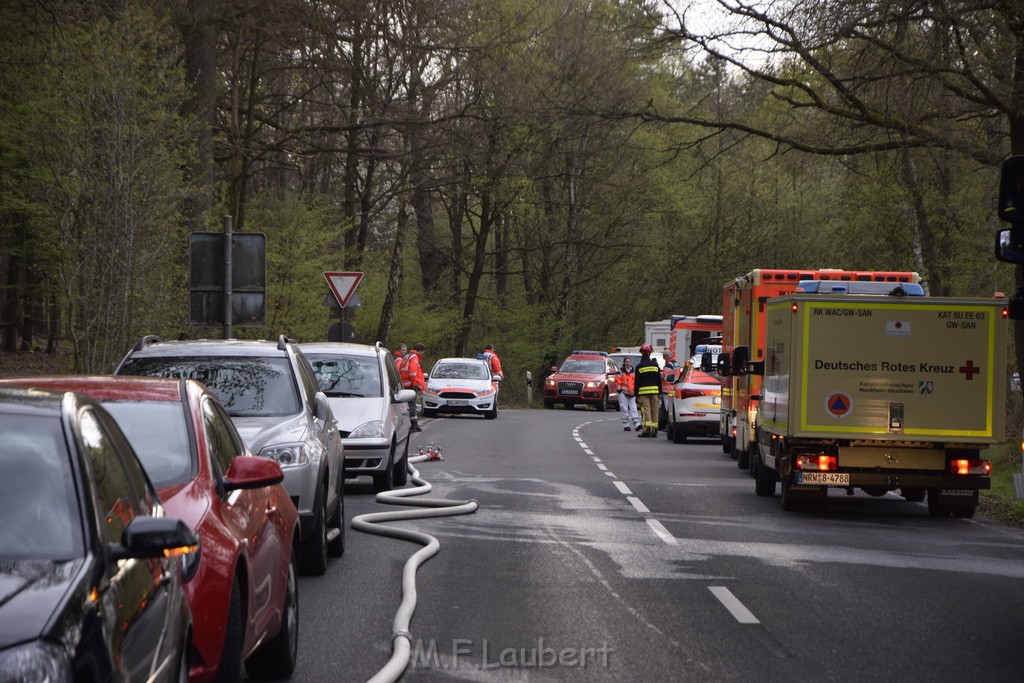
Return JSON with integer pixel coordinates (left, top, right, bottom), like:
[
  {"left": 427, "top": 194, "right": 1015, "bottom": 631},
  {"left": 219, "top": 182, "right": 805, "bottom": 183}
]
[{"left": 543, "top": 351, "right": 619, "bottom": 411}]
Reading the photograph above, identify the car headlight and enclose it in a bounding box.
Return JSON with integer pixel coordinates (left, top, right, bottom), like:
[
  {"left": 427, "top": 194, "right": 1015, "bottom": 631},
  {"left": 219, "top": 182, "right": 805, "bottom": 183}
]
[
  {"left": 260, "top": 440, "right": 315, "bottom": 466},
  {"left": 586, "top": 381, "right": 602, "bottom": 388},
  {"left": 0, "top": 640, "right": 71, "bottom": 682},
  {"left": 423, "top": 386, "right": 439, "bottom": 396},
  {"left": 474, "top": 388, "right": 494, "bottom": 396},
  {"left": 349, "top": 420, "right": 385, "bottom": 439},
  {"left": 545, "top": 379, "right": 555, "bottom": 387}
]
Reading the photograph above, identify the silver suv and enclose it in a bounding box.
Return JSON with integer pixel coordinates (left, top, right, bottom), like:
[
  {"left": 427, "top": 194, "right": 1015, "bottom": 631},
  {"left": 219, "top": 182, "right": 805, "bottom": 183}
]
[
  {"left": 116, "top": 335, "right": 345, "bottom": 575},
  {"left": 299, "top": 342, "right": 416, "bottom": 492}
]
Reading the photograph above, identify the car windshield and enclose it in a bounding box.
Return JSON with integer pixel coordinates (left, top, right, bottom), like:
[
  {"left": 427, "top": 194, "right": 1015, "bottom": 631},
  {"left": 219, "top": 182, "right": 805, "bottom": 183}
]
[
  {"left": 119, "top": 357, "right": 301, "bottom": 417},
  {"left": 0, "top": 414, "right": 83, "bottom": 559},
  {"left": 305, "top": 354, "right": 382, "bottom": 398},
  {"left": 101, "top": 401, "right": 193, "bottom": 488},
  {"left": 559, "top": 359, "right": 606, "bottom": 374},
  {"left": 431, "top": 362, "right": 490, "bottom": 380}
]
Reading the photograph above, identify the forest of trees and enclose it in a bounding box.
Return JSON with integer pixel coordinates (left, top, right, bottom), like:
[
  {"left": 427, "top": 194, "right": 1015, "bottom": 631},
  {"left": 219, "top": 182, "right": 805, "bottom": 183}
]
[{"left": 1, "top": 0, "right": 1021, "bottom": 404}]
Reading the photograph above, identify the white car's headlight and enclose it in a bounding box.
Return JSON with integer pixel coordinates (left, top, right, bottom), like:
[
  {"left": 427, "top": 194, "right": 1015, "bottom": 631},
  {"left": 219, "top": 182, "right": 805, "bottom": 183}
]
[
  {"left": 349, "top": 420, "right": 385, "bottom": 439},
  {"left": 475, "top": 388, "right": 494, "bottom": 396},
  {"left": 423, "top": 386, "right": 439, "bottom": 396},
  {"left": 0, "top": 640, "right": 71, "bottom": 682},
  {"left": 260, "top": 441, "right": 314, "bottom": 466}
]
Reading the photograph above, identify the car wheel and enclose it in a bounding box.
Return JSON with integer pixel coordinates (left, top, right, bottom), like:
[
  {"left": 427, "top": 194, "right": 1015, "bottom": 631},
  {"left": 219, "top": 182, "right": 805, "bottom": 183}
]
[
  {"left": 543, "top": 399, "right": 554, "bottom": 409},
  {"left": 245, "top": 550, "right": 299, "bottom": 680},
  {"left": 393, "top": 437, "right": 410, "bottom": 486},
  {"left": 214, "top": 580, "right": 243, "bottom": 683},
  {"left": 485, "top": 400, "right": 497, "bottom": 420},
  {"left": 596, "top": 391, "right": 607, "bottom": 412},
  {"left": 671, "top": 422, "right": 687, "bottom": 444},
  {"left": 327, "top": 485, "right": 345, "bottom": 557},
  {"left": 373, "top": 444, "right": 396, "bottom": 493},
  {"left": 300, "top": 494, "right": 328, "bottom": 576}
]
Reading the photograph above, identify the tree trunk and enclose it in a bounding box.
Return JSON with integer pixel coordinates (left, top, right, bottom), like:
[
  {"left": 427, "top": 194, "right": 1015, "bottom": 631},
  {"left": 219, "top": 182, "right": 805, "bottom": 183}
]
[{"left": 179, "top": 0, "right": 218, "bottom": 230}]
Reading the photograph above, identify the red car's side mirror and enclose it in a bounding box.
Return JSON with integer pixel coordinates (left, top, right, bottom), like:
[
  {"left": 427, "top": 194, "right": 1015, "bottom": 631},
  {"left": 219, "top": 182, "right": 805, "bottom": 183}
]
[{"left": 224, "top": 456, "right": 284, "bottom": 491}]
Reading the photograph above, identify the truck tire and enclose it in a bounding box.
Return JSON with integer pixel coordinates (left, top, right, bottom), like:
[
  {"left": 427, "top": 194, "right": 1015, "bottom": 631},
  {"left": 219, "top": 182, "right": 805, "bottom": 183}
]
[
  {"left": 754, "top": 458, "right": 776, "bottom": 497},
  {"left": 737, "top": 446, "right": 749, "bottom": 470},
  {"left": 729, "top": 443, "right": 739, "bottom": 461},
  {"left": 951, "top": 504, "right": 977, "bottom": 519},
  {"left": 747, "top": 446, "right": 757, "bottom": 477},
  {"left": 927, "top": 497, "right": 952, "bottom": 517},
  {"left": 901, "top": 488, "right": 926, "bottom": 503},
  {"left": 780, "top": 478, "right": 803, "bottom": 512}
]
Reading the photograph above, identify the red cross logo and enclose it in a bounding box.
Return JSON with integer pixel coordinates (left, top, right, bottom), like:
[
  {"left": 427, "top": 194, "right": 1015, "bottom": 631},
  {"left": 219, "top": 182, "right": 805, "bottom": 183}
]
[{"left": 959, "top": 360, "right": 980, "bottom": 380}]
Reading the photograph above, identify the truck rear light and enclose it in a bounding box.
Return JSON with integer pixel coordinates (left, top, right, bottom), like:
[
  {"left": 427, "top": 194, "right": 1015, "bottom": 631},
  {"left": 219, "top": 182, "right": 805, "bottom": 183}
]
[
  {"left": 791, "top": 303, "right": 798, "bottom": 313},
  {"left": 794, "top": 454, "right": 837, "bottom": 471},
  {"left": 950, "top": 459, "right": 990, "bottom": 475}
]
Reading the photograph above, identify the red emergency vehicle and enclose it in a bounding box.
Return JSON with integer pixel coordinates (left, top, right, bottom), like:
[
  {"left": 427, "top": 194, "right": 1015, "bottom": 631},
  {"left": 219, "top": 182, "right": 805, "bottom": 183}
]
[{"left": 717, "top": 269, "right": 921, "bottom": 470}]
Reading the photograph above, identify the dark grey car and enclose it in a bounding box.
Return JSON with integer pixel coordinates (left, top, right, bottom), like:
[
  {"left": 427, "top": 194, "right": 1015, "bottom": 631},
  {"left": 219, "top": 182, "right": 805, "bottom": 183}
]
[{"left": 116, "top": 335, "right": 346, "bottom": 575}]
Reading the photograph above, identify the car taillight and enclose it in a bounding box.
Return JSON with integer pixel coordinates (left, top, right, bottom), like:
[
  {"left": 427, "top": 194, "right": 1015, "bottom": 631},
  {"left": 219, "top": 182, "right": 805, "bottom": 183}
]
[
  {"left": 677, "top": 388, "right": 706, "bottom": 400},
  {"left": 950, "top": 459, "right": 990, "bottom": 475},
  {"left": 794, "top": 454, "right": 837, "bottom": 471}
]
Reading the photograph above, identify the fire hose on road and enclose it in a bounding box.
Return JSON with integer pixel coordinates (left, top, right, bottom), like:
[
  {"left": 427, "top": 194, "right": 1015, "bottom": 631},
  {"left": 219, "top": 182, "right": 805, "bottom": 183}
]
[{"left": 352, "top": 444, "right": 479, "bottom": 683}]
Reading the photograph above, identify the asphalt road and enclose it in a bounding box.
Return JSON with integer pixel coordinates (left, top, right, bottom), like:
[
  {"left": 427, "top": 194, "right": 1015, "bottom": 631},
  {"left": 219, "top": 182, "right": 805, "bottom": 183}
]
[{"left": 283, "top": 408, "right": 1024, "bottom": 682}]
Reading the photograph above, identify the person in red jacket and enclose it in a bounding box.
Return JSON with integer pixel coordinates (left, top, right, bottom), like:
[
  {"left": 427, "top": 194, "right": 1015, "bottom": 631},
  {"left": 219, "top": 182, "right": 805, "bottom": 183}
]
[
  {"left": 394, "top": 343, "right": 407, "bottom": 379},
  {"left": 407, "top": 343, "right": 426, "bottom": 432},
  {"left": 481, "top": 344, "right": 503, "bottom": 380}
]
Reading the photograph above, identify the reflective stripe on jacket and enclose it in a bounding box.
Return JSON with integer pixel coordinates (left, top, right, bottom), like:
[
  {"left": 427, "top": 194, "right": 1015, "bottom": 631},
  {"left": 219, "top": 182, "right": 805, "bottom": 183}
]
[{"left": 635, "top": 358, "right": 661, "bottom": 395}]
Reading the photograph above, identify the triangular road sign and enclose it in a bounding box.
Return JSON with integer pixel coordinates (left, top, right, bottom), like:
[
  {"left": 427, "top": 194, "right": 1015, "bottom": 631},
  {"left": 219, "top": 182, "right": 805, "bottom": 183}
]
[{"left": 324, "top": 271, "right": 363, "bottom": 308}]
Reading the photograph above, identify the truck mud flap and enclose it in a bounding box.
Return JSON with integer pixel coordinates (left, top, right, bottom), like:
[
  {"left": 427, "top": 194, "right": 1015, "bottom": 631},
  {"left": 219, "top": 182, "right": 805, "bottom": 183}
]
[{"left": 929, "top": 488, "right": 980, "bottom": 506}]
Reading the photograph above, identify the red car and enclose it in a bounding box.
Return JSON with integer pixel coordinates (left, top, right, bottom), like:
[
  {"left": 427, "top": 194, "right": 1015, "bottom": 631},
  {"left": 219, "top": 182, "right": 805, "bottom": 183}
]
[
  {"left": 1, "top": 376, "right": 300, "bottom": 682},
  {"left": 542, "top": 350, "right": 620, "bottom": 410}
]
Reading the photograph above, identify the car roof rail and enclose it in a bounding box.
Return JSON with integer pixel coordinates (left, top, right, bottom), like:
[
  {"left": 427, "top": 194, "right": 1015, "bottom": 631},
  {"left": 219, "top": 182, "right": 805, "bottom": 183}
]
[
  {"left": 277, "top": 334, "right": 294, "bottom": 351},
  {"left": 375, "top": 341, "right": 383, "bottom": 352},
  {"left": 572, "top": 350, "right": 608, "bottom": 356},
  {"left": 133, "top": 335, "right": 162, "bottom": 352}
]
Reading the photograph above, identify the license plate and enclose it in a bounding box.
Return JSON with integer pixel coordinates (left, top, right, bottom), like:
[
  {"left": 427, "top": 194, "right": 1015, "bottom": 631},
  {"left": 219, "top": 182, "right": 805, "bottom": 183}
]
[
  {"left": 562, "top": 389, "right": 579, "bottom": 395},
  {"left": 447, "top": 399, "right": 469, "bottom": 406},
  {"left": 713, "top": 396, "right": 721, "bottom": 405},
  {"left": 796, "top": 472, "right": 850, "bottom": 485}
]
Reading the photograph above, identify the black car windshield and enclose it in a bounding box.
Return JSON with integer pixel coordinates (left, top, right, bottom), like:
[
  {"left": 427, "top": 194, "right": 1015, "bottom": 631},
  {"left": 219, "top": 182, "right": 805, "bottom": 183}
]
[
  {"left": 431, "top": 362, "right": 490, "bottom": 380},
  {"left": 0, "top": 414, "right": 83, "bottom": 559},
  {"left": 305, "top": 354, "right": 382, "bottom": 398},
  {"left": 101, "top": 402, "right": 193, "bottom": 488},
  {"left": 120, "top": 357, "right": 301, "bottom": 417},
  {"left": 559, "top": 359, "right": 606, "bottom": 374}
]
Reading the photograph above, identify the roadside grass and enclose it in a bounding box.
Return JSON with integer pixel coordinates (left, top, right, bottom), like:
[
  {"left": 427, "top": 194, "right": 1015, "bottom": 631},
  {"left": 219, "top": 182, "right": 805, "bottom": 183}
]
[{"left": 980, "top": 440, "right": 1024, "bottom": 529}]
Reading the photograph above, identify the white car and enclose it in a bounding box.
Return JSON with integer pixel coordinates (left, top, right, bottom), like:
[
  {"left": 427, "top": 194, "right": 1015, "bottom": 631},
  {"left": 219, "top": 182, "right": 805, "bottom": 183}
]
[
  {"left": 300, "top": 342, "right": 417, "bottom": 493},
  {"left": 422, "top": 358, "right": 500, "bottom": 419},
  {"left": 666, "top": 365, "right": 722, "bottom": 444}
]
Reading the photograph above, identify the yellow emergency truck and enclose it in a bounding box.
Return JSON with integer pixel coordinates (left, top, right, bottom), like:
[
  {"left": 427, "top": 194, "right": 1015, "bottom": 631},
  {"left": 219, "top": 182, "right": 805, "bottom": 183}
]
[{"left": 747, "top": 280, "right": 1007, "bottom": 517}]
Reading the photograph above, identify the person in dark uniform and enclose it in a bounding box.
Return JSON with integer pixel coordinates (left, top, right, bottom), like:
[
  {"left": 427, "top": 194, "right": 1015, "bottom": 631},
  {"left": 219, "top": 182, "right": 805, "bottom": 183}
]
[{"left": 635, "top": 344, "right": 662, "bottom": 438}]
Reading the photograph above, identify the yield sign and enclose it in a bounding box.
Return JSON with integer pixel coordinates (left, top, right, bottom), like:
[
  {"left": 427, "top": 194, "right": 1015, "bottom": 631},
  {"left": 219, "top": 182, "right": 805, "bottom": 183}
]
[{"left": 324, "top": 271, "right": 363, "bottom": 308}]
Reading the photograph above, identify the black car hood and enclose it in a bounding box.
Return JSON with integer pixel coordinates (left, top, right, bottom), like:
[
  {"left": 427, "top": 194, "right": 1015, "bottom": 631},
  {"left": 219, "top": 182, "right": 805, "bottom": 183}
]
[{"left": 0, "top": 558, "right": 84, "bottom": 648}]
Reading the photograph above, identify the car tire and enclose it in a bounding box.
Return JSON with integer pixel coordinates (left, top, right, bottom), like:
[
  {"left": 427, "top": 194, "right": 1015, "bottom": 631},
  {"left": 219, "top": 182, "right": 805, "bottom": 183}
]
[
  {"left": 596, "top": 392, "right": 607, "bottom": 412},
  {"left": 543, "top": 399, "right": 554, "bottom": 409},
  {"left": 485, "top": 398, "right": 498, "bottom": 420},
  {"left": 245, "top": 550, "right": 299, "bottom": 680},
  {"left": 214, "top": 580, "right": 244, "bottom": 683},
  {"left": 327, "top": 486, "right": 345, "bottom": 558},
  {"left": 393, "top": 437, "right": 410, "bottom": 486},
  {"left": 300, "top": 495, "right": 328, "bottom": 576},
  {"left": 671, "top": 422, "right": 687, "bottom": 444},
  {"left": 373, "top": 444, "right": 396, "bottom": 493}
]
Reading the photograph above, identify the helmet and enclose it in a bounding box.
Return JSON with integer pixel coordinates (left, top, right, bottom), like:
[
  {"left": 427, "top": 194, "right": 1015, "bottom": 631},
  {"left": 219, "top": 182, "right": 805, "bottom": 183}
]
[{"left": 639, "top": 343, "right": 653, "bottom": 354}]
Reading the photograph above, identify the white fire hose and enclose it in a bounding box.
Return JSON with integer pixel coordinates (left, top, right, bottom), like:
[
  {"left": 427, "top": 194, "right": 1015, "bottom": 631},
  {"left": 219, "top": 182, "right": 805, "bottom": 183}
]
[{"left": 352, "top": 446, "right": 478, "bottom": 683}]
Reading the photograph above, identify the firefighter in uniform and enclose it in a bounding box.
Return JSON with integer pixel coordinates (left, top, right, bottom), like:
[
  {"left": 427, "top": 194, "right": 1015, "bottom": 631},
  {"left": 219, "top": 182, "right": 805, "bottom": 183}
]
[
  {"left": 617, "top": 357, "right": 641, "bottom": 431},
  {"left": 635, "top": 344, "right": 662, "bottom": 438}
]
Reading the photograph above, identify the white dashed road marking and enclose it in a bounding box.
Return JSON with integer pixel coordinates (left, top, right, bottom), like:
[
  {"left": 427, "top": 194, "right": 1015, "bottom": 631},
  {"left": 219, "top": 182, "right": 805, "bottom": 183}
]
[
  {"left": 613, "top": 481, "right": 633, "bottom": 495},
  {"left": 646, "top": 519, "right": 678, "bottom": 545},
  {"left": 708, "top": 586, "right": 760, "bottom": 624},
  {"left": 627, "top": 496, "right": 649, "bottom": 514}
]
